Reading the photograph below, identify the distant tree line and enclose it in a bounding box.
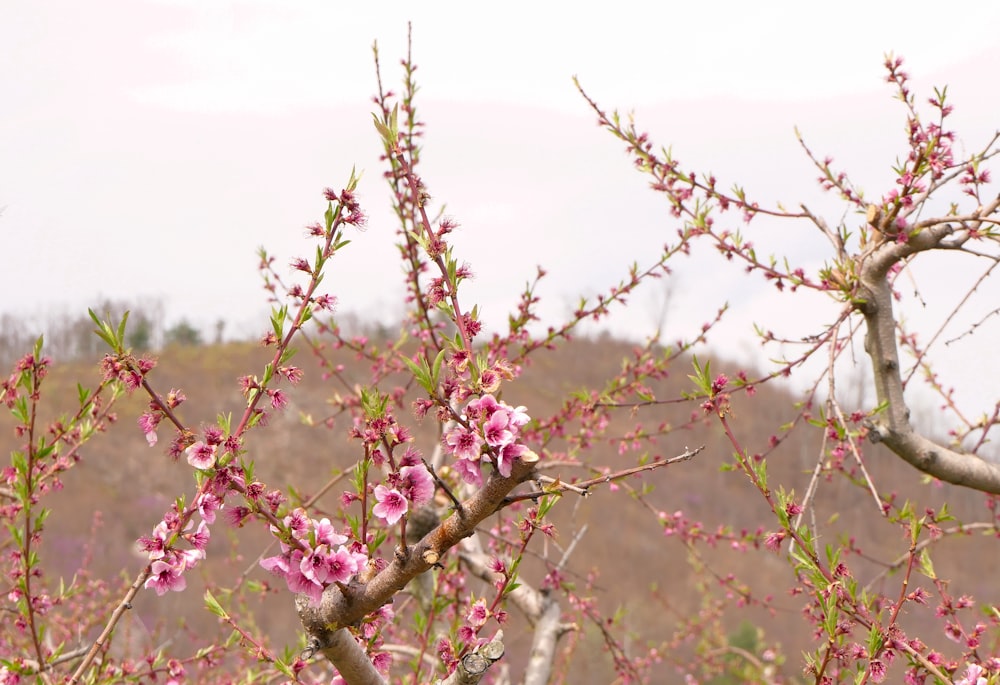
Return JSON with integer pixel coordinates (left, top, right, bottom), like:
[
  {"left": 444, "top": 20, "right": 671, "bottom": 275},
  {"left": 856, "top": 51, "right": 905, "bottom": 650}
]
[{"left": 0, "top": 297, "right": 207, "bottom": 366}]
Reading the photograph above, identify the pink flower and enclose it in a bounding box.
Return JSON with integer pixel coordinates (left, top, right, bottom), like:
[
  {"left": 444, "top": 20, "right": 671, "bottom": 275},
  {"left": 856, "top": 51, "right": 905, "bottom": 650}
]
[
  {"left": 269, "top": 389, "right": 289, "bottom": 410},
  {"left": 313, "top": 517, "right": 348, "bottom": 547},
  {"left": 300, "top": 547, "right": 334, "bottom": 585},
  {"left": 399, "top": 464, "right": 435, "bottom": 506},
  {"left": 284, "top": 508, "right": 310, "bottom": 539},
  {"left": 371, "top": 651, "right": 392, "bottom": 674},
  {"left": 138, "top": 412, "right": 161, "bottom": 446},
  {"left": 260, "top": 553, "right": 289, "bottom": 576},
  {"left": 138, "top": 520, "right": 171, "bottom": 560},
  {"left": 507, "top": 404, "right": 530, "bottom": 428},
  {"left": 764, "top": 530, "right": 786, "bottom": 552},
  {"left": 280, "top": 550, "right": 323, "bottom": 603},
  {"left": 280, "top": 366, "right": 303, "bottom": 384},
  {"left": 955, "top": 664, "right": 987, "bottom": 685},
  {"left": 177, "top": 547, "right": 204, "bottom": 570},
  {"left": 445, "top": 427, "right": 483, "bottom": 461},
  {"left": 467, "top": 599, "right": 490, "bottom": 627},
  {"left": 324, "top": 546, "right": 362, "bottom": 584},
  {"left": 185, "top": 441, "right": 217, "bottom": 470},
  {"left": 145, "top": 559, "right": 187, "bottom": 596},
  {"left": 196, "top": 492, "right": 223, "bottom": 525},
  {"left": 188, "top": 520, "right": 210, "bottom": 551},
  {"left": 483, "top": 410, "right": 513, "bottom": 447},
  {"left": 453, "top": 457, "right": 483, "bottom": 487},
  {"left": 496, "top": 443, "right": 526, "bottom": 478},
  {"left": 466, "top": 394, "right": 500, "bottom": 421},
  {"left": 373, "top": 485, "right": 407, "bottom": 525}
]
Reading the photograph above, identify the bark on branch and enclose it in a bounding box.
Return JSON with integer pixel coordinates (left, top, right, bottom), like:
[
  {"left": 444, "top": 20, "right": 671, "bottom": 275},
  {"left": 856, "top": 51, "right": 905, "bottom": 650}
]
[
  {"left": 460, "top": 539, "right": 575, "bottom": 685},
  {"left": 858, "top": 214, "right": 1000, "bottom": 494},
  {"left": 296, "top": 459, "right": 538, "bottom": 681}
]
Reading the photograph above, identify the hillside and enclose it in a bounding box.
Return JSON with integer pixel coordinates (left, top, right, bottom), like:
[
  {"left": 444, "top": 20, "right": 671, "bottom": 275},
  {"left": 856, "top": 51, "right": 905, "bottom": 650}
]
[{"left": 4, "top": 335, "right": 997, "bottom": 682}]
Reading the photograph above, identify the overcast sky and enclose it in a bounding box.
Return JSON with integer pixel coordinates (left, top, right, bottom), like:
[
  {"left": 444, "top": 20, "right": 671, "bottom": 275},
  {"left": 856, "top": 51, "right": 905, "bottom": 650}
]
[{"left": 3, "top": 1, "right": 999, "bottom": 427}]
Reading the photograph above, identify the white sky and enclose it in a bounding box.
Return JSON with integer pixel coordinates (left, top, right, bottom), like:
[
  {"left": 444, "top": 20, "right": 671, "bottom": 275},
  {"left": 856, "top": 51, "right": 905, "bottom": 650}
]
[{"left": 2, "top": 0, "right": 999, "bottom": 430}]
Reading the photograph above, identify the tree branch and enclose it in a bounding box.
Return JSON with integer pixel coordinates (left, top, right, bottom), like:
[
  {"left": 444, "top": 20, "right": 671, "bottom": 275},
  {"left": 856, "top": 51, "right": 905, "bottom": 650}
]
[
  {"left": 459, "top": 542, "right": 573, "bottom": 685},
  {"left": 310, "top": 629, "right": 388, "bottom": 685},
  {"left": 859, "top": 220, "right": 1000, "bottom": 494},
  {"left": 437, "top": 632, "right": 506, "bottom": 685},
  {"left": 296, "top": 459, "right": 538, "bottom": 675}
]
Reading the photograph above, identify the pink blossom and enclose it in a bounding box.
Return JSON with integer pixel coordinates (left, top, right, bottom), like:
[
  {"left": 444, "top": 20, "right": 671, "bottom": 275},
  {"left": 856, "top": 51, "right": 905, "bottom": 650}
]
[
  {"left": 373, "top": 485, "right": 408, "bottom": 525},
  {"left": 177, "top": 547, "right": 204, "bottom": 569},
  {"left": 398, "top": 446, "right": 422, "bottom": 467},
  {"left": 507, "top": 404, "right": 530, "bottom": 428},
  {"left": 300, "top": 547, "right": 334, "bottom": 585},
  {"left": 138, "top": 412, "right": 161, "bottom": 446},
  {"left": 467, "top": 599, "right": 490, "bottom": 627},
  {"left": 284, "top": 508, "right": 310, "bottom": 539},
  {"left": 185, "top": 441, "right": 217, "bottom": 470},
  {"left": 445, "top": 426, "right": 483, "bottom": 461},
  {"left": 399, "top": 464, "right": 435, "bottom": 506},
  {"left": 465, "top": 394, "right": 500, "bottom": 420},
  {"left": 269, "top": 389, "right": 289, "bottom": 410},
  {"left": 764, "top": 530, "right": 786, "bottom": 552},
  {"left": 188, "top": 520, "right": 210, "bottom": 551},
  {"left": 145, "top": 559, "right": 187, "bottom": 595},
  {"left": 496, "top": 443, "right": 526, "bottom": 478},
  {"left": 955, "top": 664, "right": 987, "bottom": 685},
  {"left": 453, "top": 457, "right": 483, "bottom": 487},
  {"left": 196, "top": 492, "right": 223, "bottom": 524},
  {"left": 138, "top": 520, "right": 170, "bottom": 560},
  {"left": 280, "top": 366, "right": 303, "bottom": 384},
  {"left": 313, "top": 294, "right": 337, "bottom": 310},
  {"left": 313, "top": 517, "right": 348, "bottom": 547},
  {"left": 0, "top": 666, "right": 22, "bottom": 685},
  {"left": 260, "top": 553, "right": 289, "bottom": 576},
  {"left": 371, "top": 651, "right": 392, "bottom": 674},
  {"left": 224, "top": 505, "right": 251, "bottom": 527},
  {"left": 280, "top": 550, "right": 323, "bottom": 603},
  {"left": 483, "top": 410, "right": 513, "bottom": 447},
  {"left": 325, "top": 546, "right": 363, "bottom": 584}
]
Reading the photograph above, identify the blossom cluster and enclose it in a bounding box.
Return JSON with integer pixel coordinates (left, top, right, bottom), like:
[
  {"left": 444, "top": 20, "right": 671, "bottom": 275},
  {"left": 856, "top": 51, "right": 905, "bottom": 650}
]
[
  {"left": 138, "top": 475, "right": 223, "bottom": 597},
  {"left": 138, "top": 438, "right": 284, "bottom": 596},
  {"left": 371, "top": 460, "right": 435, "bottom": 525},
  {"left": 137, "top": 388, "right": 185, "bottom": 447},
  {"left": 444, "top": 394, "right": 531, "bottom": 487},
  {"left": 260, "top": 510, "right": 368, "bottom": 604}
]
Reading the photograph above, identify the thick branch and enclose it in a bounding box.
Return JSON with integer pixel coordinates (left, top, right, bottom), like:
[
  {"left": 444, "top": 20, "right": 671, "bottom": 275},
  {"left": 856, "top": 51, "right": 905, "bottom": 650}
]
[
  {"left": 460, "top": 538, "right": 574, "bottom": 685},
  {"left": 296, "top": 460, "right": 537, "bottom": 665},
  {"left": 437, "top": 632, "right": 506, "bottom": 685},
  {"left": 859, "top": 226, "right": 1000, "bottom": 494},
  {"left": 312, "top": 629, "right": 387, "bottom": 685}
]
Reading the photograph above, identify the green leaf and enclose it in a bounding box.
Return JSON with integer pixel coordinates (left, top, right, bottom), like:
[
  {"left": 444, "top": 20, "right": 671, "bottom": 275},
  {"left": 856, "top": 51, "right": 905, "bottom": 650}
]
[
  {"left": 88, "top": 309, "right": 118, "bottom": 350},
  {"left": 400, "top": 355, "right": 432, "bottom": 393},
  {"left": 116, "top": 311, "right": 130, "bottom": 348},
  {"left": 325, "top": 202, "right": 336, "bottom": 232},
  {"left": 273, "top": 658, "right": 295, "bottom": 679},
  {"left": 917, "top": 548, "right": 936, "bottom": 580},
  {"left": 203, "top": 589, "right": 228, "bottom": 619},
  {"left": 431, "top": 348, "right": 447, "bottom": 389}
]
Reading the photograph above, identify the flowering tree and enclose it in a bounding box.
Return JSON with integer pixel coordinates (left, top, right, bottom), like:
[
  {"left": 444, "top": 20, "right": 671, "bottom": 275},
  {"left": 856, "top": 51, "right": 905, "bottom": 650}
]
[{"left": 2, "top": 32, "right": 999, "bottom": 685}]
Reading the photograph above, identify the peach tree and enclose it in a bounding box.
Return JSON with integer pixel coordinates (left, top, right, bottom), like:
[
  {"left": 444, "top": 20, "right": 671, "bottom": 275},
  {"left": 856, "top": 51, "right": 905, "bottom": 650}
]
[{"left": 2, "top": 33, "right": 999, "bottom": 685}]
